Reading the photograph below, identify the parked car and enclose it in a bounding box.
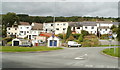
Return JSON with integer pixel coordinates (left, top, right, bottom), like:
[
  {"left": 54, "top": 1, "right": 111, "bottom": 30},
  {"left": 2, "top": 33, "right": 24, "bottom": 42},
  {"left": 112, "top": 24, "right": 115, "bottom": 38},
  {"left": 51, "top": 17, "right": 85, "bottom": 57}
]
[
  {"left": 18, "top": 42, "right": 32, "bottom": 47},
  {"left": 68, "top": 41, "right": 82, "bottom": 47}
]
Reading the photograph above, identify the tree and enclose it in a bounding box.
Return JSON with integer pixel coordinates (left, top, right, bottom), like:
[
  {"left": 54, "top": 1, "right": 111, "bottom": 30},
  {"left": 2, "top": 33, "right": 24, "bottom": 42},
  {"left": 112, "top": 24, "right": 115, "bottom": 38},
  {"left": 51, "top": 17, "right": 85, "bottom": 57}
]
[
  {"left": 110, "top": 25, "right": 118, "bottom": 33},
  {"left": 65, "top": 26, "right": 72, "bottom": 40},
  {"left": 3, "top": 12, "right": 19, "bottom": 27},
  {"left": 117, "top": 24, "right": 120, "bottom": 41}
]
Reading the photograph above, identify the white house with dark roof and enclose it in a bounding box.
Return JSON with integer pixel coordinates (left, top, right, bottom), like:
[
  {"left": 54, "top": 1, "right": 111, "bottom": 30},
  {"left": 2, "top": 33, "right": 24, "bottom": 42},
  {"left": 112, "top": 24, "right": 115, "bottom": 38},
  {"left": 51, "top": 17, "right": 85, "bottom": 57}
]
[
  {"left": 28, "top": 23, "right": 43, "bottom": 40},
  {"left": 43, "top": 22, "right": 69, "bottom": 34},
  {"left": 7, "top": 25, "right": 18, "bottom": 37},
  {"left": 96, "top": 21, "right": 113, "bottom": 34},
  {"left": 18, "top": 22, "right": 32, "bottom": 38}
]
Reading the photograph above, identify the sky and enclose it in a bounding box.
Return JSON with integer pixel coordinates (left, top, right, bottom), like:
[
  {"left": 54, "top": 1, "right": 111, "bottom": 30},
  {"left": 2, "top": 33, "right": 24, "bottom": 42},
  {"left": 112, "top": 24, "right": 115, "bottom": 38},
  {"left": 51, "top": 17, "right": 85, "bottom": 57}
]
[{"left": 1, "top": 0, "right": 119, "bottom": 18}]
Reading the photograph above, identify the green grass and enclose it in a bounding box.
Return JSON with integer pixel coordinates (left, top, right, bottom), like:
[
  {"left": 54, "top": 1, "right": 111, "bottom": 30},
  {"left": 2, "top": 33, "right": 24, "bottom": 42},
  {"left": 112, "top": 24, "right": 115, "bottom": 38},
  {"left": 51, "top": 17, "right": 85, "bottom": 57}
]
[
  {"left": 102, "top": 48, "right": 120, "bottom": 57},
  {"left": 0, "top": 46, "right": 63, "bottom": 52}
]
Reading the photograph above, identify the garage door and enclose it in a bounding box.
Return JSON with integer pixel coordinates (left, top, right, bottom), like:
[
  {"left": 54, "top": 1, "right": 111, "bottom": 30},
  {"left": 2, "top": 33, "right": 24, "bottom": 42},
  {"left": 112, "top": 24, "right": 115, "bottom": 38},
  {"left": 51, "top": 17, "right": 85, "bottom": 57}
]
[{"left": 13, "top": 41, "right": 19, "bottom": 46}]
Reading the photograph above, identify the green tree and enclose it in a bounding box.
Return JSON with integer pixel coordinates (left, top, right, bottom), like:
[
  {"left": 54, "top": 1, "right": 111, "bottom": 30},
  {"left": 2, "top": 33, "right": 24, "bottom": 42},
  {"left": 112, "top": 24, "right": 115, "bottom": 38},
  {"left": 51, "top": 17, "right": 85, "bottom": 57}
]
[
  {"left": 110, "top": 25, "right": 118, "bottom": 33},
  {"left": 3, "top": 12, "right": 19, "bottom": 27},
  {"left": 65, "top": 26, "right": 72, "bottom": 40},
  {"left": 117, "top": 24, "right": 120, "bottom": 41}
]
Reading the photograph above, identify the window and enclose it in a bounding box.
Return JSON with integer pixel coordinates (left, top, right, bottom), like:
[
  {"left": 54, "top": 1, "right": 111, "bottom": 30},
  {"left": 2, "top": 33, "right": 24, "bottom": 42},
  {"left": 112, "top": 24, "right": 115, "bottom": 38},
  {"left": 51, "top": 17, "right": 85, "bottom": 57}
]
[
  {"left": 56, "top": 28, "right": 59, "bottom": 30},
  {"left": 85, "top": 27, "right": 87, "bottom": 29},
  {"left": 15, "top": 33, "right": 17, "bottom": 35},
  {"left": 63, "top": 24, "right": 65, "bottom": 26},
  {"left": 26, "top": 27, "right": 29, "bottom": 29},
  {"left": 51, "top": 24, "right": 53, "bottom": 26},
  {"left": 100, "top": 29, "right": 102, "bottom": 31},
  {"left": 15, "top": 28, "right": 17, "bottom": 30},
  {"left": 20, "top": 31, "right": 23, "bottom": 33},
  {"left": 105, "top": 29, "right": 107, "bottom": 31},
  {"left": 77, "top": 27, "right": 80, "bottom": 29},
  {"left": 57, "top": 24, "right": 59, "bottom": 25},
  {"left": 46, "top": 29, "right": 47, "bottom": 31},
  {"left": 8, "top": 32, "right": 10, "bottom": 34},
  {"left": 63, "top": 28, "right": 66, "bottom": 30},
  {"left": 91, "top": 27, "right": 94, "bottom": 29},
  {"left": 20, "top": 27, "right": 22, "bottom": 29},
  {"left": 8, "top": 28, "right": 10, "bottom": 30},
  {"left": 27, "top": 31, "right": 29, "bottom": 33},
  {"left": 51, "top": 30, "right": 53, "bottom": 31}
]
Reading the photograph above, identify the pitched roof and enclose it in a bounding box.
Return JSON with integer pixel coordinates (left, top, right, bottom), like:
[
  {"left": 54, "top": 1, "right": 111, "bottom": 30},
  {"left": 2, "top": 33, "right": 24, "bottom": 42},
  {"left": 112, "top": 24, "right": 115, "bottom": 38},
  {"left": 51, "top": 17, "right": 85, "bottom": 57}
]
[
  {"left": 19, "top": 22, "right": 30, "bottom": 25},
  {"left": 32, "top": 23, "right": 43, "bottom": 30}
]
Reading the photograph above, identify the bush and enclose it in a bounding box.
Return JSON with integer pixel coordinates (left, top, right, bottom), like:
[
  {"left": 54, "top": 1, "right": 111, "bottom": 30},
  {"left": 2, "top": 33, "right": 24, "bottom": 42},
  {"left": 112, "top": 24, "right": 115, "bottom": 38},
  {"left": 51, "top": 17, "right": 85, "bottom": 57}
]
[
  {"left": 100, "top": 34, "right": 109, "bottom": 39},
  {"left": 78, "top": 34, "right": 83, "bottom": 43},
  {"left": 81, "top": 30, "right": 89, "bottom": 36},
  {"left": 72, "top": 34, "right": 81, "bottom": 39}
]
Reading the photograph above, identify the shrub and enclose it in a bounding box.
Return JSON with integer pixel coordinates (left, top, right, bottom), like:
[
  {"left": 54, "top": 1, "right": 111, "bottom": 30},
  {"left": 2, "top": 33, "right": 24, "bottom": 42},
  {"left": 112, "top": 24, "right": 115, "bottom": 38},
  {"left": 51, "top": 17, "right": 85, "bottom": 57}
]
[
  {"left": 81, "top": 30, "right": 89, "bottom": 36},
  {"left": 78, "top": 34, "right": 83, "bottom": 43},
  {"left": 72, "top": 34, "right": 81, "bottom": 39},
  {"left": 100, "top": 34, "right": 109, "bottom": 39}
]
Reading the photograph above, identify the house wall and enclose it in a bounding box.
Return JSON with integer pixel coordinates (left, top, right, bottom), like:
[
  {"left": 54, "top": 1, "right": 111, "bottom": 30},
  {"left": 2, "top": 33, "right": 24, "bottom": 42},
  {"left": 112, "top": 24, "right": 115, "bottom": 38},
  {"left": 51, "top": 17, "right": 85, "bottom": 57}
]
[
  {"left": 7, "top": 27, "right": 18, "bottom": 37},
  {"left": 82, "top": 26, "right": 97, "bottom": 34},
  {"left": 54, "top": 22, "right": 68, "bottom": 34},
  {"left": 43, "top": 22, "right": 69, "bottom": 34},
  {"left": 18, "top": 25, "right": 32, "bottom": 38},
  {"left": 28, "top": 30, "right": 43, "bottom": 40},
  {"left": 98, "top": 28, "right": 111, "bottom": 34}
]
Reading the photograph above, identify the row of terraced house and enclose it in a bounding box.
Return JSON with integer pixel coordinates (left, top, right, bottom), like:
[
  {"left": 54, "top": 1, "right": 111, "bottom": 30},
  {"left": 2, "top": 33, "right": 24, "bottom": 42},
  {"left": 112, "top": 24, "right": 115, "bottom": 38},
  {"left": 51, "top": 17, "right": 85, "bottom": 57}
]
[{"left": 7, "top": 21, "right": 118, "bottom": 44}]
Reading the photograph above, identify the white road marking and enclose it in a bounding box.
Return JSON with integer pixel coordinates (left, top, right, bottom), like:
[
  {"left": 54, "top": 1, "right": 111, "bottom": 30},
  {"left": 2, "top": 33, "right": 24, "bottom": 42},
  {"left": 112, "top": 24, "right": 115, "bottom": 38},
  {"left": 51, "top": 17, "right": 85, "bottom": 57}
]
[{"left": 74, "top": 54, "right": 88, "bottom": 60}]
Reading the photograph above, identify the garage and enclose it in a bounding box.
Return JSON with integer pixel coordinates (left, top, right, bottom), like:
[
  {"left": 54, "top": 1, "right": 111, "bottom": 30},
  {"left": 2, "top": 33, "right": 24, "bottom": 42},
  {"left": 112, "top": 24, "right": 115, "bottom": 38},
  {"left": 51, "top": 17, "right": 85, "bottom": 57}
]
[
  {"left": 13, "top": 41, "right": 19, "bottom": 46},
  {"left": 47, "top": 36, "right": 61, "bottom": 47}
]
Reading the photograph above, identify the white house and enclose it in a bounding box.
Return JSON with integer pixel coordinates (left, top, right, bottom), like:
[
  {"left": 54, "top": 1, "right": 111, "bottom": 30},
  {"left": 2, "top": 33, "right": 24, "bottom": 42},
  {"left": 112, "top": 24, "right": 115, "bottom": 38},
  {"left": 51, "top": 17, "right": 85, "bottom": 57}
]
[
  {"left": 96, "top": 21, "right": 113, "bottom": 34},
  {"left": 28, "top": 23, "right": 43, "bottom": 40},
  {"left": 18, "top": 22, "right": 32, "bottom": 38},
  {"left": 43, "top": 22, "right": 69, "bottom": 34},
  {"left": 7, "top": 25, "right": 18, "bottom": 37},
  {"left": 82, "top": 24, "right": 97, "bottom": 34}
]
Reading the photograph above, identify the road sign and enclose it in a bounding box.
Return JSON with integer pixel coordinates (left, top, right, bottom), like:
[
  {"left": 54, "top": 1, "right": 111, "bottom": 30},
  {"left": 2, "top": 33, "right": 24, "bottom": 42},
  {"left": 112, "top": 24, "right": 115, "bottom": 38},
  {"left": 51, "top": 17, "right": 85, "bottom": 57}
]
[{"left": 109, "top": 36, "right": 112, "bottom": 39}]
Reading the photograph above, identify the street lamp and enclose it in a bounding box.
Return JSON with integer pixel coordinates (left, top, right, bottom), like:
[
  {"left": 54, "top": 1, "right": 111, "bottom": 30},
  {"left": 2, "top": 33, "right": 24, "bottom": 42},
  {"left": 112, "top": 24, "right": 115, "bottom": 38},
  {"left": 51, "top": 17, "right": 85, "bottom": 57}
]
[{"left": 112, "top": 33, "right": 117, "bottom": 54}]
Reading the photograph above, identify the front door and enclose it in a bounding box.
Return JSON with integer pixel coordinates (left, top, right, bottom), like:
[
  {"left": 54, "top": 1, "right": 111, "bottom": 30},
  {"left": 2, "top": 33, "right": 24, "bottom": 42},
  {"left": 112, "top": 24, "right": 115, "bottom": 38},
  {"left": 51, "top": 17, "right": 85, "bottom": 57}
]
[{"left": 50, "top": 40, "right": 57, "bottom": 47}]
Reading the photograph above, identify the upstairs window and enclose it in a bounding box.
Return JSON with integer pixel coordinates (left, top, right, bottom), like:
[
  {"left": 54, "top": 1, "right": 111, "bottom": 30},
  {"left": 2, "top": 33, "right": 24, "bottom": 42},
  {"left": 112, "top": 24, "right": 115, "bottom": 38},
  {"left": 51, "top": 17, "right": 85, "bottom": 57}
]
[
  {"left": 63, "top": 28, "right": 66, "bottom": 30},
  {"left": 63, "top": 24, "right": 65, "bottom": 26},
  {"left": 51, "top": 24, "right": 53, "bottom": 26},
  {"left": 15, "top": 28, "right": 17, "bottom": 30},
  {"left": 91, "top": 26, "right": 94, "bottom": 29},
  {"left": 56, "top": 28, "right": 59, "bottom": 30},
  {"left": 105, "top": 29, "right": 107, "bottom": 31},
  {"left": 85, "top": 27, "right": 87, "bottom": 29},
  {"left": 26, "top": 27, "right": 29, "bottom": 29},
  {"left": 77, "top": 27, "right": 80, "bottom": 29},
  {"left": 8, "top": 28, "right": 10, "bottom": 30}
]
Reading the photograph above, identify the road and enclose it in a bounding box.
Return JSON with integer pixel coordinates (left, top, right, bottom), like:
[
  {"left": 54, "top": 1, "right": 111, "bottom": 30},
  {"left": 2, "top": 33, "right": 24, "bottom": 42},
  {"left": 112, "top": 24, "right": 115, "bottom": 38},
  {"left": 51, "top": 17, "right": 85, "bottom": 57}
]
[{"left": 1, "top": 47, "right": 119, "bottom": 68}]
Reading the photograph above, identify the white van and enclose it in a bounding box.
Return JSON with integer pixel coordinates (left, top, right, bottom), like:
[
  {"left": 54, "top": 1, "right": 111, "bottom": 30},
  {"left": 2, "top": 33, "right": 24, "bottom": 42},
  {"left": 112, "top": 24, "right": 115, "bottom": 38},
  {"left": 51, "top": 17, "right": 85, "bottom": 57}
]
[{"left": 68, "top": 41, "right": 82, "bottom": 47}]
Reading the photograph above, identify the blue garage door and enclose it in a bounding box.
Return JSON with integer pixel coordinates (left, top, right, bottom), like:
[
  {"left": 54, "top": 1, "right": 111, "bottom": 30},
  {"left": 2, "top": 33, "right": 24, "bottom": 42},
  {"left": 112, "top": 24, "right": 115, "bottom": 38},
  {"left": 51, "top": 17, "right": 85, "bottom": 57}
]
[{"left": 50, "top": 40, "right": 57, "bottom": 46}]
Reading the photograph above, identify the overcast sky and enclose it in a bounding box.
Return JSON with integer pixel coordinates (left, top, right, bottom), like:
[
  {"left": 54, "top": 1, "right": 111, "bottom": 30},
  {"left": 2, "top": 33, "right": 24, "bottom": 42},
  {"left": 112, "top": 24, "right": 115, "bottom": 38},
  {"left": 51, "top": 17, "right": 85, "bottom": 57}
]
[{"left": 2, "top": 1, "right": 119, "bottom": 17}]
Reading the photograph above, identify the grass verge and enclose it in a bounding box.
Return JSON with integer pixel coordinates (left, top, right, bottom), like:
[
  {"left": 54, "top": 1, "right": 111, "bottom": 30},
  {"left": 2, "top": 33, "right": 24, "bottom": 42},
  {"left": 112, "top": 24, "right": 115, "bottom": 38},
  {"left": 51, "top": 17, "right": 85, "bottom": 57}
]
[
  {"left": 0, "top": 46, "right": 63, "bottom": 52},
  {"left": 99, "top": 45, "right": 120, "bottom": 47},
  {"left": 102, "top": 47, "right": 120, "bottom": 58}
]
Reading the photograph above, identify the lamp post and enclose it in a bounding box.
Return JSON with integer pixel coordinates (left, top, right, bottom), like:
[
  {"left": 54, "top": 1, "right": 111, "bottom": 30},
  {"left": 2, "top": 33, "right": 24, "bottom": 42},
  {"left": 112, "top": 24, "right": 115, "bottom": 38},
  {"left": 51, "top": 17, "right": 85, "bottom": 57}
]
[{"left": 112, "top": 33, "right": 117, "bottom": 54}]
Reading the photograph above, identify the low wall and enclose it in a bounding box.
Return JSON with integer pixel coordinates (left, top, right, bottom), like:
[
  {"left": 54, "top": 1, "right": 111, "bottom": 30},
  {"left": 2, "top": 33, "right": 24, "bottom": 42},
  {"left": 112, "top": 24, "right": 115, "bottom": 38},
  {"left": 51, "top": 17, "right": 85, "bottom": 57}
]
[{"left": 99, "top": 40, "right": 120, "bottom": 45}]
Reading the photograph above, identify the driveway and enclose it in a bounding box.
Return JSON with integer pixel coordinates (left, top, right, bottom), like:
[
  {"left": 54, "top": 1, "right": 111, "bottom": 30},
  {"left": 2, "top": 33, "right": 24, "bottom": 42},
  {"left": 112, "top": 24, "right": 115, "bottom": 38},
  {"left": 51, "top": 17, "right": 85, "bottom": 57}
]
[{"left": 1, "top": 47, "right": 119, "bottom": 68}]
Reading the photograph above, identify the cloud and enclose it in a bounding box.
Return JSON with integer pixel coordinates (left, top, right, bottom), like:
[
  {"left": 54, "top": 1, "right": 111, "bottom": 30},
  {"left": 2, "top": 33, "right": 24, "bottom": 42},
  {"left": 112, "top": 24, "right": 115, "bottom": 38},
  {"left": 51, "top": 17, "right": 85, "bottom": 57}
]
[{"left": 2, "top": 2, "right": 118, "bottom": 17}]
